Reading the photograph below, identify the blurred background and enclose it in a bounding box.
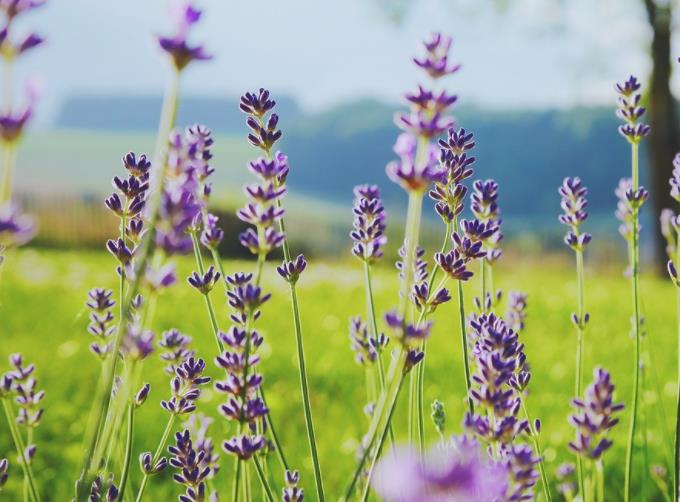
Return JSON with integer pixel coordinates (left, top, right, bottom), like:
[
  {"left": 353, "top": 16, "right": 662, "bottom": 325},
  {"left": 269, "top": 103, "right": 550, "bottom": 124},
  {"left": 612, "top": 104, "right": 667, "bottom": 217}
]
[{"left": 10, "top": 0, "right": 679, "bottom": 265}]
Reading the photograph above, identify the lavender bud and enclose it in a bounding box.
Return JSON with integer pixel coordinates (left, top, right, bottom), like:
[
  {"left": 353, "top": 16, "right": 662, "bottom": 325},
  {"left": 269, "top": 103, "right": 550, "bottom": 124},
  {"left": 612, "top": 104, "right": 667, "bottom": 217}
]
[
  {"left": 276, "top": 254, "right": 307, "bottom": 284},
  {"left": 135, "top": 383, "right": 150, "bottom": 407},
  {"left": 430, "top": 400, "right": 446, "bottom": 435},
  {"left": 187, "top": 266, "right": 221, "bottom": 294},
  {"left": 0, "top": 458, "right": 8, "bottom": 488}
]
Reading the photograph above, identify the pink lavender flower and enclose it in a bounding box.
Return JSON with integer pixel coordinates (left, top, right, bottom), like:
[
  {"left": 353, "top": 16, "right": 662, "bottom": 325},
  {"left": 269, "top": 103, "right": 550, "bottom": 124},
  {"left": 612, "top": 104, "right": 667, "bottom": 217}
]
[
  {"left": 351, "top": 184, "right": 387, "bottom": 262},
  {"left": 568, "top": 367, "right": 624, "bottom": 460},
  {"left": 157, "top": 1, "right": 211, "bottom": 72},
  {"left": 372, "top": 436, "right": 507, "bottom": 501}
]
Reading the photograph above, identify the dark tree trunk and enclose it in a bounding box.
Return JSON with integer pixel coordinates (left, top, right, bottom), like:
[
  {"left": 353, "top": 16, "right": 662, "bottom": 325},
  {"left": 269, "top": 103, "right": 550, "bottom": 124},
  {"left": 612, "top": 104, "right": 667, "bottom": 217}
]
[{"left": 644, "top": 0, "right": 680, "bottom": 271}]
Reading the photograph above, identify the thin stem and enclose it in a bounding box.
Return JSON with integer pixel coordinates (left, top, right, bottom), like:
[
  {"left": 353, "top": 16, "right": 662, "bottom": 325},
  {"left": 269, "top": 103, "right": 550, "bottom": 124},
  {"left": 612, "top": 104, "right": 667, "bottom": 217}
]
[
  {"left": 480, "top": 258, "right": 487, "bottom": 312},
  {"left": 232, "top": 458, "right": 242, "bottom": 502},
  {"left": 23, "top": 427, "right": 33, "bottom": 502},
  {"left": 624, "top": 141, "right": 642, "bottom": 502},
  {"left": 289, "top": 284, "right": 325, "bottom": 501},
  {"left": 574, "top": 247, "right": 586, "bottom": 501},
  {"left": 76, "top": 69, "right": 180, "bottom": 501},
  {"left": 416, "top": 341, "right": 426, "bottom": 451},
  {"left": 253, "top": 456, "right": 275, "bottom": 502},
  {"left": 117, "top": 403, "right": 134, "bottom": 501},
  {"left": 210, "top": 247, "right": 227, "bottom": 281},
  {"left": 457, "top": 280, "right": 473, "bottom": 414},
  {"left": 1, "top": 398, "right": 40, "bottom": 502},
  {"left": 191, "top": 232, "right": 223, "bottom": 353},
  {"left": 134, "top": 413, "right": 176, "bottom": 502},
  {"left": 519, "top": 397, "right": 552, "bottom": 502},
  {"left": 0, "top": 145, "right": 16, "bottom": 204},
  {"left": 674, "top": 231, "right": 680, "bottom": 502},
  {"left": 260, "top": 386, "right": 289, "bottom": 472},
  {"left": 596, "top": 460, "right": 604, "bottom": 502}
]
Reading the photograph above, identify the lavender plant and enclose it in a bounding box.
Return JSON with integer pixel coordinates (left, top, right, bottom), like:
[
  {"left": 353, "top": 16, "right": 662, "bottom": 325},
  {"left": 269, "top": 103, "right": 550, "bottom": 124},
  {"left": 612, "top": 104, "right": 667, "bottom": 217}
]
[
  {"left": 559, "top": 175, "right": 592, "bottom": 496},
  {"left": 239, "top": 88, "right": 325, "bottom": 500},
  {"left": 663, "top": 153, "right": 680, "bottom": 500},
  {"left": 568, "top": 367, "right": 624, "bottom": 501},
  {"left": 615, "top": 75, "right": 650, "bottom": 502},
  {"left": 0, "top": 0, "right": 42, "bottom": 265}
]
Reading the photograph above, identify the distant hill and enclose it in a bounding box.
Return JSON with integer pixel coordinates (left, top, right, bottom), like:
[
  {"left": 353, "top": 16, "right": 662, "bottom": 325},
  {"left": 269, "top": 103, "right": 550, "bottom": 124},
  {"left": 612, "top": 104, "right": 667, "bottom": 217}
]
[
  {"left": 51, "top": 94, "right": 656, "bottom": 233},
  {"left": 55, "top": 94, "right": 302, "bottom": 133}
]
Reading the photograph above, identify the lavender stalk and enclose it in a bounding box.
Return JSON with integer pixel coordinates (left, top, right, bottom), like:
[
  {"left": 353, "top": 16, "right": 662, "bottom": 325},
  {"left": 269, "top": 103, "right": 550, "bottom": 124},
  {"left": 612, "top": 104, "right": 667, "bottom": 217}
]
[
  {"left": 615, "top": 76, "right": 650, "bottom": 502},
  {"left": 239, "top": 88, "right": 325, "bottom": 500}
]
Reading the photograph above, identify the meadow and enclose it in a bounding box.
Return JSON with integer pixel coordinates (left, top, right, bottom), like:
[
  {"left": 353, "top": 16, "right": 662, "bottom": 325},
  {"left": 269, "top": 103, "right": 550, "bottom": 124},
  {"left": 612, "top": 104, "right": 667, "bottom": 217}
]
[{"left": 0, "top": 248, "right": 675, "bottom": 500}]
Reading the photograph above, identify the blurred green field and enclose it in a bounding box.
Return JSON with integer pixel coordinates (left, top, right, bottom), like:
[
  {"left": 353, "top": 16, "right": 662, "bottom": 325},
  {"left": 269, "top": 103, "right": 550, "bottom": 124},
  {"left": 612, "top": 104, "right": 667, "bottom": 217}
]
[{"left": 0, "top": 248, "right": 676, "bottom": 501}]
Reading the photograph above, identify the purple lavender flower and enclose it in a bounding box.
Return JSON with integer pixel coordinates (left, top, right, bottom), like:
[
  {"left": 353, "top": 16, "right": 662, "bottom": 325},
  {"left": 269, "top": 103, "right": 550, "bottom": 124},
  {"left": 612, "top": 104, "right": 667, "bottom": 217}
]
[
  {"left": 157, "top": 1, "right": 211, "bottom": 72},
  {"left": 435, "top": 249, "right": 473, "bottom": 281},
  {"left": 0, "top": 458, "right": 7, "bottom": 489},
  {"left": 283, "top": 469, "right": 304, "bottom": 502},
  {"left": 504, "top": 444, "right": 540, "bottom": 500},
  {"left": 6, "top": 354, "right": 44, "bottom": 429},
  {"left": 349, "top": 317, "right": 378, "bottom": 366},
  {"left": 238, "top": 90, "right": 289, "bottom": 258},
  {"left": 187, "top": 265, "right": 221, "bottom": 294},
  {"left": 86, "top": 288, "right": 116, "bottom": 359},
  {"left": 396, "top": 244, "right": 428, "bottom": 285},
  {"left": 505, "top": 292, "right": 528, "bottom": 333},
  {"left": 0, "top": 82, "right": 37, "bottom": 144},
  {"left": 139, "top": 451, "right": 168, "bottom": 475},
  {"left": 0, "top": 0, "right": 45, "bottom": 20},
  {"left": 161, "top": 357, "right": 211, "bottom": 415},
  {"left": 386, "top": 133, "right": 443, "bottom": 192},
  {"left": 134, "top": 383, "right": 150, "bottom": 408},
  {"left": 413, "top": 33, "right": 461, "bottom": 80},
  {"left": 372, "top": 436, "right": 507, "bottom": 502},
  {"left": 559, "top": 177, "right": 592, "bottom": 251},
  {"left": 411, "top": 281, "right": 451, "bottom": 314},
  {"left": 568, "top": 367, "right": 624, "bottom": 460},
  {"left": 615, "top": 76, "right": 650, "bottom": 143},
  {"left": 199, "top": 213, "right": 223, "bottom": 250},
  {"left": 183, "top": 413, "right": 220, "bottom": 480},
  {"left": 384, "top": 310, "right": 432, "bottom": 346},
  {"left": 168, "top": 429, "right": 211, "bottom": 501},
  {"left": 615, "top": 177, "right": 647, "bottom": 241},
  {"left": 88, "top": 475, "right": 119, "bottom": 502},
  {"left": 277, "top": 253, "right": 307, "bottom": 284},
  {"left": 556, "top": 463, "right": 576, "bottom": 498},
  {"left": 0, "top": 202, "right": 35, "bottom": 246},
  {"left": 215, "top": 273, "right": 270, "bottom": 462},
  {"left": 121, "top": 325, "right": 155, "bottom": 361},
  {"left": 159, "top": 329, "right": 194, "bottom": 375},
  {"left": 351, "top": 184, "right": 387, "bottom": 262},
  {"left": 671, "top": 153, "right": 680, "bottom": 203}
]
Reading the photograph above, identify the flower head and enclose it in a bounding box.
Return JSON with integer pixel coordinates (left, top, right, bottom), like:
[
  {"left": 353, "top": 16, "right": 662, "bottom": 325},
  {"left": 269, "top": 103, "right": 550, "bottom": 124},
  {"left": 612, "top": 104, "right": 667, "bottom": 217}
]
[
  {"left": 615, "top": 76, "right": 650, "bottom": 143},
  {"left": 351, "top": 184, "right": 387, "bottom": 262},
  {"left": 157, "top": 1, "right": 211, "bottom": 71}
]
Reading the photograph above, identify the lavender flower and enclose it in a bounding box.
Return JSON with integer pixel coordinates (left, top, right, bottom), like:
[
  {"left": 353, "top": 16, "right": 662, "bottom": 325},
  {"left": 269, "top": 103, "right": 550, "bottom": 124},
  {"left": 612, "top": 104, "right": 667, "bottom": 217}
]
[
  {"left": 139, "top": 451, "right": 168, "bottom": 475},
  {"left": 351, "top": 184, "right": 387, "bottom": 262},
  {"left": 168, "top": 429, "right": 211, "bottom": 502},
  {"left": 88, "top": 475, "right": 119, "bottom": 502},
  {"left": 615, "top": 178, "right": 647, "bottom": 241},
  {"left": 183, "top": 413, "right": 220, "bottom": 480},
  {"left": 187, "top": 265, "right": 221, "bottom": 294},
  {"left": 559, "top": 177, "right": 592, "bottom": 251},
  {"left": 277, "top": 253, "right": 307, "bottom": 284},
  {"left": 0, "top": 202, "right": 35, "bottom": 246},
  {"left": 160, "top": 329, "right": 194, "bottom": 374},
  {"left": 568, "top": 367, "right": 623, "bottom": 460},
  {"left": 413, "top": 33, "right": 461, "bottom": 80},
  {"left": 504, "top": 444, "right": 540, "bottom": 500},
  {"left": 238, "top": 90, "right": 288, "bottom": 258},
  {"left": 161, "top": 357, "right": 211, "bottom": 415},
  {"left": 615, "top": 76, "right": 650, "bottom": 143},
  {"left": 0, "top": 458, "right": 7, "bottom": 489},
  {"left": 6, "top": 354, "right": 44, "bottom": 429},
  {"left": 85, "top": 288, "right": 116, "bottom": 359},
  {"left": 556, "top": 463, "right": 576, "bottom": 498},
  {"left": 435, "top": 249, "right": 473, "bottom": 281},
  {"left": 349, "top": 317, "right": 379, "bottom": 366},
  {"left": 372, "top": 436, "right": 507, "bottom": 502},
  {"left": 283, "top": 470, "right": 304, "bottom": 502},
  {"left": 386, "top": 133, "right": 442, "bottom": 192},
  {"left": 215, "top": 273, "right": 270, "bottom": 460},
  {"left": 505, "top": 292, "right": 528, "bottom": 333},
  {"left": 121, "top": 325, "right": 155, "bottom": 361},
  {"left": 157, "top": 1, "right": 211, "bottom": 72},
  {"left": 384, "top": 310, "right": 432, "bottom": 347}
]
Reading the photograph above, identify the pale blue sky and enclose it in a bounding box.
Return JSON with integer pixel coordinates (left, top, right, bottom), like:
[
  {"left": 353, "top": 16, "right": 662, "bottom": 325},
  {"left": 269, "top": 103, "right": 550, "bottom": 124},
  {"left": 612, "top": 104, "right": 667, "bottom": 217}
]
[{"left": 11, "top": 0, "right": 662, "bottom": 121}]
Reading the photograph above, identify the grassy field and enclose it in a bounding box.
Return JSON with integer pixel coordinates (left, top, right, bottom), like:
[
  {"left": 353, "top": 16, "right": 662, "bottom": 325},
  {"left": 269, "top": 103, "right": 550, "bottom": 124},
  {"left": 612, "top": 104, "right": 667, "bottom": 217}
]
[{"left": 0, "top": 248, "right": 676, "bottom": 501}]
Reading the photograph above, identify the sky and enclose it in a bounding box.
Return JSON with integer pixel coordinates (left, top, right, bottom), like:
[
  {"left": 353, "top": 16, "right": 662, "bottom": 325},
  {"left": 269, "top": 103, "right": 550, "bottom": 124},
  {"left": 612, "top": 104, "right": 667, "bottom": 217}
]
[{"left": 10, "top": 0, "right": 662, "bottom": 122}]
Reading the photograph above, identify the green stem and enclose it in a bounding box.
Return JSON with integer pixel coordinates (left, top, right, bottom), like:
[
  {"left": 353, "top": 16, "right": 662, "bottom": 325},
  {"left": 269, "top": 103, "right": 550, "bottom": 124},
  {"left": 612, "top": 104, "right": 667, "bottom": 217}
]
[
  {"left": 416, "top": 341, "right": 426, "bottom": 452},
  {"left": 519, "top": 397, "right": 552, "bottom": 502},
  {"left": 575, "top": 248, "right": 586, "bottom": 501},
  {"left": 253, "top": 456, "right": 275, "bottom": 502},
  {"left": 210, "top": 247, "right": 227, "bottom": 281},
  {"left": 480, "top": 258, "right": 487, "bottom": 312},
  {"left": 596, "top": 460, "right": 604, "bottom": 502},
  {"left": 0, "top": 145, "right": 16, "bottom": 204},
  {"left": 260, "top": 386, "right": 289, "bottom": 472},
  {"left": 288, "top": 284, "right": 325, "bottom": 501},
  {"left": 117, "top": 403, "right": 134, "bottom": 501},
  {"left": 76, "top": 69, "right": 180, "bottom": 501},
  {"left": 1, "top": 398, "right": 40, "bottom": 502},
  {"left": 674, "top": 231, "right": 680, "bottom": 502},
  {"left": 191, "top": 232, "right": 223, "bottom": 353},
  {"left": 232, "top": 457, "right": 242, "bottom": 502},
  {"left": 134, "top": 413, "right": 176, "bottom": 502},
  {"left": 624, "top": 141, "right": 642, "bottom": 502},
  {"left": 457, "top": 280, "right": 473, "bottom": 414}
]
